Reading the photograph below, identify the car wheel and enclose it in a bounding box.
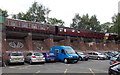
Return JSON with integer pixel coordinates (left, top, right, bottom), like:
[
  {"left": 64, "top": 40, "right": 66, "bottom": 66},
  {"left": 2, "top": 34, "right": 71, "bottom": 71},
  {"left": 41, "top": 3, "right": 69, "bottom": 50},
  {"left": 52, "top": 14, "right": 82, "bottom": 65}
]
[
  {"left": 79, "top": 57, "right": 82, "bottom": 61},
  {"left": 30, "top": 60, "right": 33, "bottom": 65},
  {"left": 97, "top": 57, "right": 100, "bottom": 60},
  {"left": 85, "top": 59, "right": 88, "bottom": 61},
  {"left": 64, "top": 59, "right": 68, "bottom": 64}
]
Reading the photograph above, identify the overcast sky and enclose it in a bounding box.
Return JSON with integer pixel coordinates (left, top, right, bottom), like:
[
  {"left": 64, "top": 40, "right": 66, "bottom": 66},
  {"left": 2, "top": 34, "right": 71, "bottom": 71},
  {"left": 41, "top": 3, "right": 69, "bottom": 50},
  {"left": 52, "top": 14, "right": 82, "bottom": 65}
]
[{"left": 0, "top": 0, "right": 119, "bottom": 27}]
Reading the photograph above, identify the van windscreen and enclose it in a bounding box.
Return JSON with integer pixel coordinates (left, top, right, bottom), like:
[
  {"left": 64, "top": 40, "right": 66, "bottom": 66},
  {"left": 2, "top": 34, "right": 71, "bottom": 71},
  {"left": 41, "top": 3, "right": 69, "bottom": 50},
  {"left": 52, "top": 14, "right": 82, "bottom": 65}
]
[{"left": 65, "top": 49, "right": 76, "bottom": 54}]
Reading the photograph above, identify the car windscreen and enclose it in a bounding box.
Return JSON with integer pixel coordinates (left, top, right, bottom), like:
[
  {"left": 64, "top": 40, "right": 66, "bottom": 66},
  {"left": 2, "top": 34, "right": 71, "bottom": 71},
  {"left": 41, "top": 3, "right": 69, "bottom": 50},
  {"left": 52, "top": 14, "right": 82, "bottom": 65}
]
[
  {"left": 11, "top": 53, "right": 23, "bottom": 56},
  {"left": 34, "top": 53, "right": 43, "bottom": 56},
  {"left": 117, "top": 55, "right": 120, "bottom": 61},
  {"left": 65, "top": 49, "right": 76, "bottom": 54},
  {"left": 77, "top": 52, "right": 84, "bottom": 55},
  {"left": 49, "top": 53, "right": 54, "bottom": 55}
]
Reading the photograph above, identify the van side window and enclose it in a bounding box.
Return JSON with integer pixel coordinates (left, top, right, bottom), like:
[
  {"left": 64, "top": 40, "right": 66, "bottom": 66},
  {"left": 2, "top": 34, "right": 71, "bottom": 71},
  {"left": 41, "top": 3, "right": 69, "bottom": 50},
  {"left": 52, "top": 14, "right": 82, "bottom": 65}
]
[
  {"left": 61, "top": 49, "right": 65, "bottom": 54},
  {"left": 55, "top": 49, "right": 59, "bottom": 54}
]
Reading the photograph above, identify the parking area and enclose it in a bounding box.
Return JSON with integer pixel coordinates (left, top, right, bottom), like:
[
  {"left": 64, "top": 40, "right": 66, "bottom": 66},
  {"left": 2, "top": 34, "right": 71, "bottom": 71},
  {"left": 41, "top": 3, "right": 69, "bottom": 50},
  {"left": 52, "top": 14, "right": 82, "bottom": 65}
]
[{"left": 2, "top": 60, "right": 110, "bottom": 74}]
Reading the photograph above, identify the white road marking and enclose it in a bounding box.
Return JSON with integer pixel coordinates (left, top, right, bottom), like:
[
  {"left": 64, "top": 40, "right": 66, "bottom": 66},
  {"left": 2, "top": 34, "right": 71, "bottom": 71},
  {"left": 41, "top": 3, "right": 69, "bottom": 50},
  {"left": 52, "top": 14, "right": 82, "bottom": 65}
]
[
  {"left": 35, "top": 70, "right": 41, "bottom": 73},
  {"left": 28, "top": 65, "right": 43, "bottom": 67},
  {"left": 68, "top": 64, "right": 70, "bottom": 66},
  {"left": 19, "top": 66, "right": 30, "bottom": 70},
  {"left": 91, "top": 68, "right": 108, "bottom": 72},
  {"left": 8, "top": 67, "right": 16, "bottom": 68},
  {"left": 64, "top": 69, "right": 68, "bottom": 74},
  {"left": 89, "top": 68, "right": 95, "bottom": 75},
  {"left": 65, "top": 64, "right": 70, "bottom": 66}
]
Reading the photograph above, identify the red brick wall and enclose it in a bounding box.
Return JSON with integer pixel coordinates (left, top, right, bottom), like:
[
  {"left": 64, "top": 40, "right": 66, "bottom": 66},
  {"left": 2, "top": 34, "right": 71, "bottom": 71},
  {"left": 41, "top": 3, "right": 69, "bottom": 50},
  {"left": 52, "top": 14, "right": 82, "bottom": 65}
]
[{"left": 6, "top": 39, "right": 28, "bottom": 52}]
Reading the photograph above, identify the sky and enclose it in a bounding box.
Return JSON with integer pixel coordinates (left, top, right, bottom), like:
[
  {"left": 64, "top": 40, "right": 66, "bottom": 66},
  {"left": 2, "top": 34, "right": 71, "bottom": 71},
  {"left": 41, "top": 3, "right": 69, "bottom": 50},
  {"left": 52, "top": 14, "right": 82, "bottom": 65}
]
[{"left": 0, "top": 0, "right": 120, "bottom": 27}]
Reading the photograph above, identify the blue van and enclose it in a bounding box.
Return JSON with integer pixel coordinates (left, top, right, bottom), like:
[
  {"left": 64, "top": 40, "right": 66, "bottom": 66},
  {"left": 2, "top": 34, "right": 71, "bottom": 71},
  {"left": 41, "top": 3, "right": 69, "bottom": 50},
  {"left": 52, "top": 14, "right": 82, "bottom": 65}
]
[{"left": 50, "top": 46, "right": 79, "bottom": 63}]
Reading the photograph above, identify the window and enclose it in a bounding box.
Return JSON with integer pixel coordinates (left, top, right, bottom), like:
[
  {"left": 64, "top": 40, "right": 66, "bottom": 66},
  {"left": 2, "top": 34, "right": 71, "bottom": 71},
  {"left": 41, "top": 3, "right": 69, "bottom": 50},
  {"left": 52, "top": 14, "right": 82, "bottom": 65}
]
[
  {"left": 11, "top": 53, "right": 23, "bottom": 56},
  {"left": 10, "top": 21, "right": 17, "bottom": 26},
  {"left": 32, "top": 24, "right": 37, "bottom": 29},
  {"left": 55, "top": 49, "right": 59, "bottom": 54},
  {"left": 117, "top": 55, "right": 120, "bottom": 61},
  {"left": 27, "top": 53, "right": 32, "bottom": 56},
  {"left": 88, "top": 53, "right": 92, "bottom": 55},
  {"left": 22, "top": 22, "right": 28, "bottom": 28},
  {"left": 42, "top": 53, "right": 46, "bottom": 56},
  {"left": 64, "top": 49, "right": 76, "bottom": 54},
  {"left": 77, "top": 30, "right": 80, "bottom": 33},
  {"left": 93, "top": 53, "right": 98, "bottom": 55},
  {"left": 64, "top": 29, "right": 67, "bottom": 32},
  {"left": 61, "top": 49, "right": 65, "bottom": 53},
  {"left": 39, "top": 26, "right": 46, "bottom": 30},
  {"left": 49, "top": 53, "right": 55, "bottom": 55},
  {"left": 60, "top": 28, "right": 63, "bottom": 32},
  {"left": 72, "top": 29, "right": 75, "bottom": 32},
  {"left": 34, "top": 53, "right": 43, "bottom": 56}
]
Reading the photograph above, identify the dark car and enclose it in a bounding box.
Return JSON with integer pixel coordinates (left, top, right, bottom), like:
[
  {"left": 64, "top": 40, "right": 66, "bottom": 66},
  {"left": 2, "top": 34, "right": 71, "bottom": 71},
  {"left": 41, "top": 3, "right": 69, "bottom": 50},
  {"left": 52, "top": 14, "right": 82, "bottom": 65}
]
[
  {"left": 42, "top": 52, "right": 56, "bottom": 62},
  {"left": 109, "top": 63, "right": 120, "bottom": 75},
  {"left": 76, "top": 52, "right": 88, "bottom": 61}
]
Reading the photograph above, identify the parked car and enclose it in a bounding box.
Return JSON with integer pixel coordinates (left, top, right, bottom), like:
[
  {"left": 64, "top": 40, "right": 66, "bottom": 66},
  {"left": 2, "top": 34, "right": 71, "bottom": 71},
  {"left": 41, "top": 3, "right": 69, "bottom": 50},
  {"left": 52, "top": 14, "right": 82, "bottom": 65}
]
[
  {"left": 7, "top": 52, "right": 24, "bottom": 65},
  {"left": 25, "top": 52, "right": 45, "bottom": 64},
  {"left": 110, "top": 54, "right": 120, "bottom": 65},
  {"left": 42, "top": 52, "right": 56, "bottom": 62},
  {"left": 99, "top": 52, "right": 111, "bottom": 59},
  {"left": 0, "top": 53, "right": 2, "bottom": 66},
  {"left": 88, "top": 52, "right": 107, "bottom": 60},
  {"left": 109, "top": 62, "right": 120, "bottom": 75},
  {"left": 76, "top": 52, "right": 88, "bottom": 61}
]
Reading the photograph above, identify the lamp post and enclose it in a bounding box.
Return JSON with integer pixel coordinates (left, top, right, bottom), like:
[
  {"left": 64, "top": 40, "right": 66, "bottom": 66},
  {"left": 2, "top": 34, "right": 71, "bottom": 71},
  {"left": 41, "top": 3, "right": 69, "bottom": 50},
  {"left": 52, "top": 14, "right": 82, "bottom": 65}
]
[{"left": 118, "top": 1, "right": 120, "bottom": 51}]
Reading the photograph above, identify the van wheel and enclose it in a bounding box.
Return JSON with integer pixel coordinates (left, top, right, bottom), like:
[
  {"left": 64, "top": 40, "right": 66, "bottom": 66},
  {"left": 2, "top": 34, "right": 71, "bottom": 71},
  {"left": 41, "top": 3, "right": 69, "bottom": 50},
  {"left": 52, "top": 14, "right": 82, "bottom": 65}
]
[
  {"left": 74, "top": 60, "right": 78, "bottom": 63},
  {"left": 64, "top": 59, "right": 68, "bottom": 64},
  {"left": 21, "top": 62, "right": 24, "bottom": 65}
]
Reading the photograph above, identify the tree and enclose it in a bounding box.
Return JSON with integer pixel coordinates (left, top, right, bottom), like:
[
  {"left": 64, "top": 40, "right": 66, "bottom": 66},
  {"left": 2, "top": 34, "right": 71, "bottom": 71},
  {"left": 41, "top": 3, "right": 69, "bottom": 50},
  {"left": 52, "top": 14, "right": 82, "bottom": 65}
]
[
  {"left": 48, "top": 18, "right": 64, "bottom": 27},
  {"left": 12, "top": 2, "right": 50, "bottom": 23},
  {"left": 100, "top": 22, "right": 113, "bottom": 33},
  {"left": 89, "top": 15, "right": 101, "bottom": 32},
  {"left": 71, "top": 13, "right": 101, "bottom": 32},
  {"left": 12, "top": 2, "right": 65, "bottom": 26},
  {"left": 111, "top": 13, "right": 120, "bottom": 37},
  {"left": 0, "top": 8, "right": 8, "bottom": 17}
]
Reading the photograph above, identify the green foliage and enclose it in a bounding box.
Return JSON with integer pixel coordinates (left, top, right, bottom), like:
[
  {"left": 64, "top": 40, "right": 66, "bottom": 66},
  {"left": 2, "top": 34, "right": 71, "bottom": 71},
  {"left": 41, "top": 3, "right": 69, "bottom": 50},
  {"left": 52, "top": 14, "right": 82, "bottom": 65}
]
[
  {"left": 110, "top": 13, "right": 120, "bottom": 37},
  {"left": 71, "top": 13, "right": 101, "bottom": 32},
  {"left": 12, "top": 2, "right": 64, "bottom": 26},
  {"left": 101, "top": 22, "right": 113, "bottom": 33},
  {"left": 0, "top": 8, "right": 8, "bottom": 17},
  {"left": 12, "top": 2, "right": 50, "bottom": 23},
  {"left": 48, "top": 18, "right": 64, "bottom": 27}
]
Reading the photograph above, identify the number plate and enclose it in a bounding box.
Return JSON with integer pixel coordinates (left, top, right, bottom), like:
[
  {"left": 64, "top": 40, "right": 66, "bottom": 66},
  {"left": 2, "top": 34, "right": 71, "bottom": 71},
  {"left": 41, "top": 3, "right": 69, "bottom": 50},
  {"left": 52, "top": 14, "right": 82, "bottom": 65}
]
[
  {"left": 51, "top": 59, "right": 54, "bottom": 61},
  {"left": 14, "top": 59, "right": 20, "bottom": 60},
  {"left": 38, "top": 59, "right": 42, "bottom": 61}
]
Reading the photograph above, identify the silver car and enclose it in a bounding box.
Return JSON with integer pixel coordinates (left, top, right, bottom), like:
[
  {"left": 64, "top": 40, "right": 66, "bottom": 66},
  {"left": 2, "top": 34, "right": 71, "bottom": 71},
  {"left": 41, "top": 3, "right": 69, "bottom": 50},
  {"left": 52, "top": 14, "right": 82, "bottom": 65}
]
[
  {"left": 7, "top": 52, "right": 24, "bottom": 64},
  {"left": 88, "top": 52, "right": 107, "bottom": 60},
  {"left": 25, "top": 52, "right": 45, "bottom": 64}
]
